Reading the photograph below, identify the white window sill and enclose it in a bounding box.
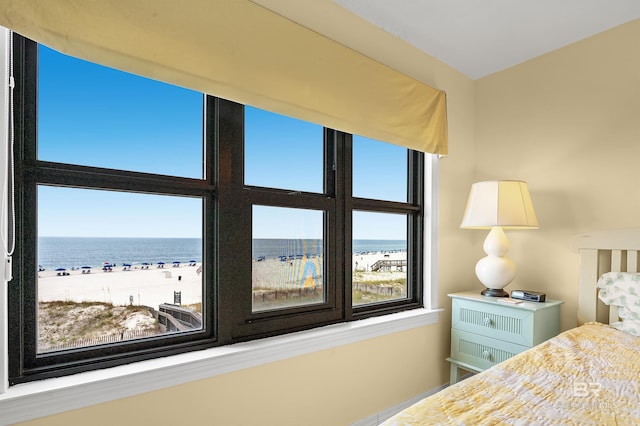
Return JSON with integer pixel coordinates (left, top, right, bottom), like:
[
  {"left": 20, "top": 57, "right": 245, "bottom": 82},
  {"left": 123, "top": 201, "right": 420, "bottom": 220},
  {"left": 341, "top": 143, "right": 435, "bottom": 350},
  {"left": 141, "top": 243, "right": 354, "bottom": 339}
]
[{"left": 0, "top": 308, "right": 441, "bottom": 425}]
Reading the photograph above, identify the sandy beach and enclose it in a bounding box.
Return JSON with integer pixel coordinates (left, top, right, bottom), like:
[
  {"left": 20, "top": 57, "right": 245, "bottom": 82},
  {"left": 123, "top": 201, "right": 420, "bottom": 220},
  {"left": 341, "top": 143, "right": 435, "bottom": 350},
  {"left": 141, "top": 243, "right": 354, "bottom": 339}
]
[
  {"left": 38, "top": 264, "right": 203, "bottom": 309},
  {"left": 37, "top": 250, "right": 408, "bottom": 310},
  {"left": 36, "top": 251, "right": 407, "bottom": 349}
]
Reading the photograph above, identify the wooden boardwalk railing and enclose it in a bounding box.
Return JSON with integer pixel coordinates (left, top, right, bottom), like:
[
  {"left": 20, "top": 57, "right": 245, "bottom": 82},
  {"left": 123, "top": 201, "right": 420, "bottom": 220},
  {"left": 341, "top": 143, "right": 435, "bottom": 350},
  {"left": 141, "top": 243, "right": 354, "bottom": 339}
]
[{"left": 370, "top": 259, "right": 407, "bottom": 272}]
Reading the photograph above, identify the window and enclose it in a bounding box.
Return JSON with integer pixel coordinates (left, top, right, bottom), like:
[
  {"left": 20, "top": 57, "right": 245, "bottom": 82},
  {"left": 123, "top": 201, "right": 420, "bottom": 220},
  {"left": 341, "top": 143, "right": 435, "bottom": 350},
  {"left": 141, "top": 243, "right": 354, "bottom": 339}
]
[
  {"left": 8, "top": 36, "right": 425, "bottom": 384},
  {"left": 350, "top": 136, "right": 423, "bottom": 313},
  {"left": 10, "top": 37, "right": 214, "bottom": 382},
  {"left": 36, "top": 187, "right": 204, "bottom": 352},
  {"left": 352, "top": 211, "right": 408, "bottom": 306},
  {"left": 251, "top": 206, "right": 325, "bottom": 312},
  {"left": 353, "top": 135, "right": 407, "bottom": 202},
  {"left": 244, "top": 107, "right": 324, "bottom": 193},
  {"left": 37, "top": 45, "right": 204, "bottom": 178}
]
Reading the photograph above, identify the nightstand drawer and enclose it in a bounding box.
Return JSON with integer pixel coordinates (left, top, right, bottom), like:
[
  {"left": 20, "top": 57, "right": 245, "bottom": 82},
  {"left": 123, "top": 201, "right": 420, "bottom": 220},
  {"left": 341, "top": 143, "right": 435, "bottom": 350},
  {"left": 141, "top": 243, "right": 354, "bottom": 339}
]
[
  {"left": 452, "top": 298, "right": 533, "bottom": 346},
  {"left": 451, "top": 329, "right": 529, "bottom": 370}
]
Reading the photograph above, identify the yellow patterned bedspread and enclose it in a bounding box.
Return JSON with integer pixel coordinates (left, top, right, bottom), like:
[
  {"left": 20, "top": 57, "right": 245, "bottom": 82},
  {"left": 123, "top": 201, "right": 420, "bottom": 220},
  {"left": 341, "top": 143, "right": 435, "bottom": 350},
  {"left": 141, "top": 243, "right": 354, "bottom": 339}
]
[{"left": 382, "top": 323, "right": 640, "bottom": 425}]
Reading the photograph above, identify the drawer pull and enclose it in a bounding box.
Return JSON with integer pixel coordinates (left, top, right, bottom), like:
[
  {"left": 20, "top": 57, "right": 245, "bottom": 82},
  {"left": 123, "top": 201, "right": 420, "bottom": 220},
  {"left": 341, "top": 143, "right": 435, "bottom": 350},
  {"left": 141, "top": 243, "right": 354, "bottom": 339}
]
[
  {"left": 483, "top": 317, "right": 493, "bottom": 326},
  {"left": 482, "top": 350, "right": 492, "bottom": 360}
]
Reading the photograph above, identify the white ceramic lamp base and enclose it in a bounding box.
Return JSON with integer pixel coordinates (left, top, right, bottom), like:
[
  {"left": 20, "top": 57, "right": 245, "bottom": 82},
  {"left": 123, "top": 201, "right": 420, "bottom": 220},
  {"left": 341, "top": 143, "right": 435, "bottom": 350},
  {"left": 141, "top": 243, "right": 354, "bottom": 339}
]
[{"left": 476, "top": 227, "right": 515, "bottom": 297}]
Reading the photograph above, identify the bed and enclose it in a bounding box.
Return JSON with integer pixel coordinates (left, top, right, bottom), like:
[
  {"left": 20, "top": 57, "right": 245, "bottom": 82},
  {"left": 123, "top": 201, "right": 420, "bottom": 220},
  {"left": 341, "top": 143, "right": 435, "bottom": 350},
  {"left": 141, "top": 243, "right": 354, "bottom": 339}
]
[{"left": 382, "top": 229, "right": 640, "bottom": 425}]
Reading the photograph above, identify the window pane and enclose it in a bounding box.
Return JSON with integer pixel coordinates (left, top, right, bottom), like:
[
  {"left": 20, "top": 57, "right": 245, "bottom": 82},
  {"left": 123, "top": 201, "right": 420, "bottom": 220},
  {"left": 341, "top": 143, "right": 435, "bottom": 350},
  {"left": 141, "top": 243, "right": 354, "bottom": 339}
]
[
  {"left": 353, "top": 135, "right": 407, "bottom": 202},
  {"left": 244, "top": 106, "right": 323, "bottom": 193},
  {"left": 252, "top": 206, "right": 324, "bottom": 312},
  {"left": 352, "top": 211, "right": 407, "bottom": 306},
  {"left": 38, "top": 46, "right": 204, "bottom": 178},
  {"left": 37, "top": 186, "right": 204, "bottom": 353}
]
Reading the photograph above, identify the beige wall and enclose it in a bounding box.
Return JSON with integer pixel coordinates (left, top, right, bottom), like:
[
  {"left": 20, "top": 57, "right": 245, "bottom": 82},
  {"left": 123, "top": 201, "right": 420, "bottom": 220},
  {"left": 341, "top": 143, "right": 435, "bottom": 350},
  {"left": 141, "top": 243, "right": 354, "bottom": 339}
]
[
  {"left": 475, "top": 19, "right": 640, "bottom": 331},
  {"left": 22, "top": 13, "right": 640, "bottom": 426},
  {"left": 17, "top": 327, "right": 439, "bottom": 426}
]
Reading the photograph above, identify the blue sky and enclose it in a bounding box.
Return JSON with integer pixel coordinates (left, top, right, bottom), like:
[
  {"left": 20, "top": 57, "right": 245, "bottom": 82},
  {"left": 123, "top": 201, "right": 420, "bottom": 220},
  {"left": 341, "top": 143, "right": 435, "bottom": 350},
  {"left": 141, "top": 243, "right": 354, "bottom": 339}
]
[{"left": 37, "top": 46, "right": 408, "bottom": 240}]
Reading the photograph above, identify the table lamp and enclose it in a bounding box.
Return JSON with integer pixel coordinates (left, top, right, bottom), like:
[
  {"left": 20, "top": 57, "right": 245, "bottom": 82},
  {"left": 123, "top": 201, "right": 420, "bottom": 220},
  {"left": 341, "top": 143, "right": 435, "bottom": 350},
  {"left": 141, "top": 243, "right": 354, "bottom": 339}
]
[{"left": 460, "top": 180, "right": 539, "bottom": 297}]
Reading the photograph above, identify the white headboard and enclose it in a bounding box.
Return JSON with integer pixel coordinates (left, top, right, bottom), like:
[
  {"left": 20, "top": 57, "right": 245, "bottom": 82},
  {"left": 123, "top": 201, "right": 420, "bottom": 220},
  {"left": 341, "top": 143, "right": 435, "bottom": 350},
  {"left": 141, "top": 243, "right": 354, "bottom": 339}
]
[{"left": 575, "top": 229, "right": 640, "bottom": 325}]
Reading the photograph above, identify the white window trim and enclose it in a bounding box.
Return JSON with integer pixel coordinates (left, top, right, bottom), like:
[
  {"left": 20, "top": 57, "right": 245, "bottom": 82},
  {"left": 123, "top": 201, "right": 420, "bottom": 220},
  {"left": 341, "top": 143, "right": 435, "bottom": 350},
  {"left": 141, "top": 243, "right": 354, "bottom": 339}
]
[
  {"left": 1, "top": 27, "right": 11, "bottom": 398},
  {"left": 424, "top": 154, "right": 440, "bottom": 310},
  {"left": 0, "top": 29, "right": 442, "bottom": 423}
]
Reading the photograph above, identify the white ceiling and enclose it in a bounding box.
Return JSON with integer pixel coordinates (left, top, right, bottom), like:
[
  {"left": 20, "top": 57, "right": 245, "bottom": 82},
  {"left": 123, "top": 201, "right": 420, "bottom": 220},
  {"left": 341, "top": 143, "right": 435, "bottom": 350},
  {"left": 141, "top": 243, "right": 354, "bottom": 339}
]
[{"left": 254, "top": 0, "right": 640, "bottom": 80}]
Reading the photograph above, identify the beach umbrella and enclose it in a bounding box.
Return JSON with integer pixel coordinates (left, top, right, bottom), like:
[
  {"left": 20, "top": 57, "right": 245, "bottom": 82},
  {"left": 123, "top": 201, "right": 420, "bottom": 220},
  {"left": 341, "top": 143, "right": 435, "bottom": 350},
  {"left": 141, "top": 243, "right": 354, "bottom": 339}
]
[{"left": 55, "top": 267, "right": 66, "bottom": 271}]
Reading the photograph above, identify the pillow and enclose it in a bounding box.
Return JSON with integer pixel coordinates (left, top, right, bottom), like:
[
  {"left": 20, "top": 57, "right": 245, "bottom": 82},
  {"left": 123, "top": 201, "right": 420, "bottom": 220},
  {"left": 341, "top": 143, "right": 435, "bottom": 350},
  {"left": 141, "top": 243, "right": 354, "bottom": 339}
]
[
  {"left": 610, "top": 320, "right": 640, "bottom": 337},
  {"left": 597, "top": 272, "right": 640, "bottom": 322}
]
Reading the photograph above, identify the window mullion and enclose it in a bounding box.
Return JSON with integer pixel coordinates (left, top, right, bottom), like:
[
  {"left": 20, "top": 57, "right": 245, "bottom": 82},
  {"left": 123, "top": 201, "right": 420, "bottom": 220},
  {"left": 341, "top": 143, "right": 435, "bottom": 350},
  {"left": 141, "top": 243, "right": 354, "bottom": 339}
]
[
  {"left": 30, "top": 163, "right": 215, "bottom": 196},
  {"left": 340, "top": 132, "right": 353, "bottom": 318},
  {"left": 351, "top": 198, "right": 421, "bottom": 214},
  {"left": 214, "top": 98, "right": 246, "bottom": 343}
]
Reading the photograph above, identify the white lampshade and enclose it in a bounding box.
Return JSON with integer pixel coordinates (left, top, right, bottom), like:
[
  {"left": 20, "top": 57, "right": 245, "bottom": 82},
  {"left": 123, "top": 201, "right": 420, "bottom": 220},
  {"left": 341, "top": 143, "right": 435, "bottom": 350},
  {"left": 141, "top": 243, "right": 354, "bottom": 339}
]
[
  {"left": 460, "top": 180, "right": 539, "bottom": 297},
  {"left": 460, "top": 180, "right": 539, "bottom": 229}
]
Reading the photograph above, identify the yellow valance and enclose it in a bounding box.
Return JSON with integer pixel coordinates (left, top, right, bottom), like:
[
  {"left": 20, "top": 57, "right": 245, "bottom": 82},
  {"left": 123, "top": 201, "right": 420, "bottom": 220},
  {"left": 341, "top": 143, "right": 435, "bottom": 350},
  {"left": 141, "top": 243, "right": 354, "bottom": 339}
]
[{"left": 0, "top": 0, "right": 448, "bottom": 154}]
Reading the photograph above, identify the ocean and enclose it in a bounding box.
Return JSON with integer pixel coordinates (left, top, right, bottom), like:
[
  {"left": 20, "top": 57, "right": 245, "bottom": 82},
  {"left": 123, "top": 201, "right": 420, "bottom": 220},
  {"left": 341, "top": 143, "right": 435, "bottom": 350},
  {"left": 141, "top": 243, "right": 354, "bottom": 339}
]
[
  {"left": 38, "top": 237, "right": 202, "bottom": 270},
  {"left": 37, "top": 237, "right": 407, "bottom": 270}
]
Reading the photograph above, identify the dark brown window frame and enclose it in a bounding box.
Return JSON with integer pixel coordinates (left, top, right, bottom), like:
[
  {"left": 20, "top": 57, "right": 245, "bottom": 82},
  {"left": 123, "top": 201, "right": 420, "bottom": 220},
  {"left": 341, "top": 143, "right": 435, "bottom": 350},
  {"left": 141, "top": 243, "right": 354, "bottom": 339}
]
[{"left": 8, "top": 35, "right": 424, "bottom": 385}]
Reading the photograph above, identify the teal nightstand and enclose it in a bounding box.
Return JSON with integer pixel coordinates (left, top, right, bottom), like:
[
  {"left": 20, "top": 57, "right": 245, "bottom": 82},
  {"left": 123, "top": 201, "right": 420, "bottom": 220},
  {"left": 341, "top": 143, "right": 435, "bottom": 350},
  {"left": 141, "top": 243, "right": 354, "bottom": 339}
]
[{"left": 446, "top": 292, "right": 563, "bottom": 384}]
